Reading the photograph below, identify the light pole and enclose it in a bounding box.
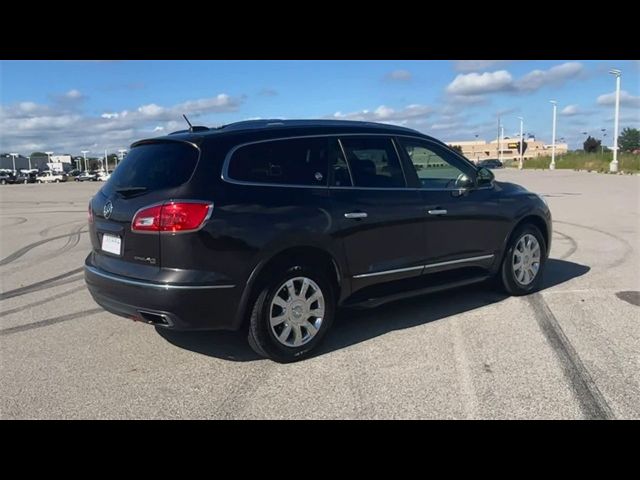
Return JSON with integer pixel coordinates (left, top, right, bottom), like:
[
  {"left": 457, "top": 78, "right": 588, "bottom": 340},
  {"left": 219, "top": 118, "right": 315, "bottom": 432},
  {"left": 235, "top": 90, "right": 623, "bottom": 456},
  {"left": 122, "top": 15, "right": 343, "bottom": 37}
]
[
  {"left": 9, "top": 153, "right": 18, "bottom": 173},
  {"left": 609, "top": 69, "right": 621, "bottom": 173},
  {"left": 27, "top": 155, "right": 32, "bottom": 171},
  {"left": 474, "top": 134, "right": 479, "bottom": 163},
  {"left": 118, "top": 149, "right": 127, "bottom": 168},
  {"left": 499, "top": 125, "right": 504, "bottom": 163},
  {"left": 517, "top": 117, "right": 524, "bottom": 170},
  {"left": 601, "top": 129, "right": 607, "bottom": 155},
  {"left": 104, "top": 149, "right": 108, "bottom": 172},
  {"left": 549, "top": 101, "right": 557, "bottom": 170},
  {"left": 81, "top": 150, "right": 89, "bottom": 172}
]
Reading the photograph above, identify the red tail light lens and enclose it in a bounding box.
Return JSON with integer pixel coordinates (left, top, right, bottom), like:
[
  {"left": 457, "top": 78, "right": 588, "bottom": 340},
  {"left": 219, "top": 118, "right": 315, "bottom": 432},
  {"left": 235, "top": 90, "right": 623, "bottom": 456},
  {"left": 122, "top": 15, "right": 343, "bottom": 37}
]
[
  {"left": 88, "top": 202, "right": 94, "bottom": 223},
  {"left": 132, "top": 202, "right": 212, "bottom": 233}
]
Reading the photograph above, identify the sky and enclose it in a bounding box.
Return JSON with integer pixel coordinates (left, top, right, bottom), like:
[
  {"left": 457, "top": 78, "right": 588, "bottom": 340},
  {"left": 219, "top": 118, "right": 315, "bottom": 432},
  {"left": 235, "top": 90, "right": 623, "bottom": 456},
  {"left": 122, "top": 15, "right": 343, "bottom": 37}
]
[{"left": 1, "top": 60, "right": 638, "bottom": 156}]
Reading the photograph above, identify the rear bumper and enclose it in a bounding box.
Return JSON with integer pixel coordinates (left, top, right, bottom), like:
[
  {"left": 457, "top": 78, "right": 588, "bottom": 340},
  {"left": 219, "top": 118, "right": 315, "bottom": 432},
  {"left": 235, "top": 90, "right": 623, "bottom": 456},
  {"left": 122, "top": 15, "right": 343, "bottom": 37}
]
[{"left": 84, "top": 256, "right": 243, "bottom": 331}]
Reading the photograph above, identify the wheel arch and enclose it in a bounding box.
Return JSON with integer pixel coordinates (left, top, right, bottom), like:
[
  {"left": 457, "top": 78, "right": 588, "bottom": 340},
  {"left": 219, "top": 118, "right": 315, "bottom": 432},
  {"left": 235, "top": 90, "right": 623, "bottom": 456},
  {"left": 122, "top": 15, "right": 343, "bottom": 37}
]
[
  {"left": 233, "top": 245, "right": 343, "bottom": 330},
  {"left": 499, "top": 214, "right": 550, "bottom": 268}
]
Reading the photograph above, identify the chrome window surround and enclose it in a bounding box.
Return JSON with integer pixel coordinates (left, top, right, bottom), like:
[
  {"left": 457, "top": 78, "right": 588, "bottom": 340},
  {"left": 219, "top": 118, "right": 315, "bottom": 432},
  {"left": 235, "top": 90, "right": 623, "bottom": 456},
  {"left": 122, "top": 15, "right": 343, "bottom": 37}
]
[{"left": 220, "top": 133, "right": 491, "bottom": 192}]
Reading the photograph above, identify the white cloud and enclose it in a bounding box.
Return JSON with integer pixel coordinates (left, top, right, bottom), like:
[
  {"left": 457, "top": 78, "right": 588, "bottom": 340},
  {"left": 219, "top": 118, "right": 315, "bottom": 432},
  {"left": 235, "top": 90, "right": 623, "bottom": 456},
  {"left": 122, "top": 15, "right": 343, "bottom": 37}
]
[
  {"left": 560, "top": 104, "right": 580, "bottom": 116},
  {"left": 597, "top": 90, "right": 640, "bottom": 108},
  {"left": 385, "top": 69, "right": 412, "bottom": 81},
  {"left": 0, "top": 92, "right": 244, "bottom": 154},
  {"left": 515, "top": 62, "right": 584, "bottom": 91},
  {"left": 452, "top": 60, "right": 511, "bottom": 72},
  {"left": 332, "top": 104, "right": 432, "bottom": 124},
  {"left": 65, "top": 89, "right": 83, "bottom": 99},
  {"left": 138, "top": 103, "right": 165, "bottom": 117},
  {"left": 446, "top": 70, "right": 514, "bottom": 96}
]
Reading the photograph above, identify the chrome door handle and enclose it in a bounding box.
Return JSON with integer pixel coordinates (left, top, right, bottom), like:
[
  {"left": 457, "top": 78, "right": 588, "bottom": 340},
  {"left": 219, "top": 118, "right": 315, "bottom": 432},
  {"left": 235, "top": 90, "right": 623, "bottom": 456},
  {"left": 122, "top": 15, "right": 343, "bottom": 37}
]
[
  {"left": 344, "top": 212, "right": 368, "bottom": 219},
  {"left": 427, "top": 209, "right": 447, "bottom": 215}
]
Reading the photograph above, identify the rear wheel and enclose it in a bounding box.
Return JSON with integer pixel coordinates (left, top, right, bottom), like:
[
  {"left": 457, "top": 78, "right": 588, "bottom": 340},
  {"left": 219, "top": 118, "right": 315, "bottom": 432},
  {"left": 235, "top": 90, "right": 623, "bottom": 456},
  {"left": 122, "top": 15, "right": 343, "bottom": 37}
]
[
  {"left": 499, "top": 224, "right": 546, "bottom": 295},
  {"left": 0, "top": 179, "right": 6, "bottom": 185},
  {"left": 247, "top": 265, "right": 335, "bottom": 362}
]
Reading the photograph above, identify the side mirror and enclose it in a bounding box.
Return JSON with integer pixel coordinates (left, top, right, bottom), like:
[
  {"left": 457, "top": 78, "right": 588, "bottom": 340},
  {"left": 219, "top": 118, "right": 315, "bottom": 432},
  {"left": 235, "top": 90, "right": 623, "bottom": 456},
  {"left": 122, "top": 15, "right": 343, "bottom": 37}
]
[{"left": 476, "top": 167, "right": 494, "bottom": 187}]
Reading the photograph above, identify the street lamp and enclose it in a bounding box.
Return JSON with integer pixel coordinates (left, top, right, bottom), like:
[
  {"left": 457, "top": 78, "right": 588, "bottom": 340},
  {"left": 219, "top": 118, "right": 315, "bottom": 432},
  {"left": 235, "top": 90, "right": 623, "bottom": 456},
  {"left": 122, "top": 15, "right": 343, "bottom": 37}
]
[
  {"left": 517, "top": 117, "right": 524, "bottom": 170},
  {"left": 499, "top": 125, "right": 505, "bottom": 163},
  {"left": 118, "top": 149, "right": 127, "bottom": 167},
  {"left": 9, "top": 153, "right": 18, "bottom": 173},
  {"left": 81, "top": 150, "right": 89, "bottom": 172},
  {"left": 609, "top": 69, "right": 622, "bottom": 173},
  {"left": 549, "top": 101, "right": 557, "bottom": 170}
]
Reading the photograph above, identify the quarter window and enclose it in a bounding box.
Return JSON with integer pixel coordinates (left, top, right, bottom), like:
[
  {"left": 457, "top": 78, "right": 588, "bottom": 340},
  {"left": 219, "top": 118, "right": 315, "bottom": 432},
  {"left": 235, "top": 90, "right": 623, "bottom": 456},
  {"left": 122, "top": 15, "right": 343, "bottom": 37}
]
[
  {"left": 340, "top": 137, "right": 405, "bottom": 188},
  {"left": 399, "top": 139, "right": 470, "bottom": 189},
  {"left": 228, "top": 137, "right": 329, "bottom": 186}
]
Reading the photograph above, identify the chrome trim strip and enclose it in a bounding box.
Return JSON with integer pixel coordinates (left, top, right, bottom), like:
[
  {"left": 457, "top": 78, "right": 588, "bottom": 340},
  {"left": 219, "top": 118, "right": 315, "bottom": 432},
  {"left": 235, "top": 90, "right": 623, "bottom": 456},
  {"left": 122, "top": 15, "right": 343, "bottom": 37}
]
[
  {"left": 422, "top": 254, "right": 495, "bottom": 270},
  {"left": 219, "top": 133, "right": 486, "bottom": 192},
  {"left": 352, "top": 254, "right": 495, "bottom": 279},
  {"left": 353, "top": 265, "right": 424, "bottom": 279},
  {"left": 85, "top": 265, "right": 235, "bottom": 290},
  {"left": 344, "top": 212, "right": 368, "bottom": 219}
]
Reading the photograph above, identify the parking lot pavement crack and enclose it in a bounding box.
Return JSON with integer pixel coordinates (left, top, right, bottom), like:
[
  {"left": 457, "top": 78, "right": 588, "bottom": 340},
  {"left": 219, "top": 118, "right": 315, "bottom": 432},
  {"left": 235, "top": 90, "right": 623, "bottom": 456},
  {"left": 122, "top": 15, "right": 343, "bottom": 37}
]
[{"left": 526, "top": 293, "right": 615, "bottom": 420}]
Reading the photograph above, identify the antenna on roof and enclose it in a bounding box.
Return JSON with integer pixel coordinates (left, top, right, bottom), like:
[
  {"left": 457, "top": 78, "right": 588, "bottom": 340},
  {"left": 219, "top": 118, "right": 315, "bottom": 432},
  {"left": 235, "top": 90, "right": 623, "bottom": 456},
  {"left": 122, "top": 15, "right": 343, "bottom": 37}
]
[{"left": 182, "top": 114, "right": 194, "bottom": 131}]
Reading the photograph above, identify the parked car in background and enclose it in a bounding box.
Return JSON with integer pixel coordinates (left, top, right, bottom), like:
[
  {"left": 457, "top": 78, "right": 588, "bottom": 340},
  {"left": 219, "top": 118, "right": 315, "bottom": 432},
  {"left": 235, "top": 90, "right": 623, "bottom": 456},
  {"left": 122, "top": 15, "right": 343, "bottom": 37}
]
[
  {"left": 36, "top": 171, "right": 64, "bottom": 183},
  {"left": 85, "top": 119, "right": 552, "bottom": 362},
  {"left": 15, "top": 171, "right": 38, "bottom": 184},
  {"left": 477, "top": 159, "right": 503, "bottom": 169},
  {"left": 0, "top": 171, "right": 16, "bottom": 185},
  {"left": 76, "top": 171, "right": 98, "bottom": 182},
  {"left": 67, "top": 169, "right": 82, "bottom": 178},
  {"left": 97, "top": 171, "right": 111, "bottom": 182}
]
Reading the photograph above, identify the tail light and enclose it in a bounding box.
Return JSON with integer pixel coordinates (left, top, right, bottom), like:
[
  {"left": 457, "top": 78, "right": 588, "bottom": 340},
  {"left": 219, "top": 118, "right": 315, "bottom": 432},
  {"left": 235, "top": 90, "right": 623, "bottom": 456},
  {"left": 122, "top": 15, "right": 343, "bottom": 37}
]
[
  {"left": 88, "top": 202, "right": 94, "bottom": 223},
  {"left": 132, "top": 201, "right": 212, "bottom": 233}
]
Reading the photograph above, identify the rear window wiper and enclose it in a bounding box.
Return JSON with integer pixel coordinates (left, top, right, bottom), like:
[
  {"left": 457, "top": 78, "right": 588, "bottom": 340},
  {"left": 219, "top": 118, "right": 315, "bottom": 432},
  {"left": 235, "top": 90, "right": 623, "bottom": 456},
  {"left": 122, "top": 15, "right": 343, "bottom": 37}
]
[{"left": 116, "top": 186, "right": 148, "bottom": 196}]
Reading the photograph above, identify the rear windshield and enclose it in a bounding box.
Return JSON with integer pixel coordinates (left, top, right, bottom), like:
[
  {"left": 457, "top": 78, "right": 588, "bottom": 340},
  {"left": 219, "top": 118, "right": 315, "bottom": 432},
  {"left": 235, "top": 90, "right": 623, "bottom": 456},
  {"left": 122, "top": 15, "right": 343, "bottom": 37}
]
[{"left": 107, "top": 142, "right": 199, "bottom": 191}]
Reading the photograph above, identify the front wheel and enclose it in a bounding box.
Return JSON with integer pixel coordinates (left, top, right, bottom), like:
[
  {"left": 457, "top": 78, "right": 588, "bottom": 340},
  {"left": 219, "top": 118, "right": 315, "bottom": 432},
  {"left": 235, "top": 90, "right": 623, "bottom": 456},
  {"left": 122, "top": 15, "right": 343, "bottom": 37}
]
[
  {"left": 0, "top": 179, "right": 6, "bottom": 185},
  {"left": 247, "top": 266, "right": 335, "bottom": 362},
  {"left": 499, "top": 224, "right": 546, "bottom": 295}
]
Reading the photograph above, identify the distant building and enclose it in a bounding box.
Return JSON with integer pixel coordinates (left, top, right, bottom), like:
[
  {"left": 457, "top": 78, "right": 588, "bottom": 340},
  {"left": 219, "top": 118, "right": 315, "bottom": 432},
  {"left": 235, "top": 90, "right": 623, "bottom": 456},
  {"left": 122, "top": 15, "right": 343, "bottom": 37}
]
[{"left": 447, "top": 138, "right": 568, "bottom": 164}]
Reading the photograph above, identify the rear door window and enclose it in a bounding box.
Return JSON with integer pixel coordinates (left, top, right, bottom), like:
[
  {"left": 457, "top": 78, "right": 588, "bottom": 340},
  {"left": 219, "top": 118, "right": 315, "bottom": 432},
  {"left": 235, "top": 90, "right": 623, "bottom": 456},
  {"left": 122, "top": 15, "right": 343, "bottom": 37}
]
[
  {"left": 227, "top": 137, "right": 329, "bottom": 186},
  {"left": 340, "top": 137, "right": 406, "bottom": 188},
  {"left": 107, "top": 142, "right": 199, "bottom": 191}
]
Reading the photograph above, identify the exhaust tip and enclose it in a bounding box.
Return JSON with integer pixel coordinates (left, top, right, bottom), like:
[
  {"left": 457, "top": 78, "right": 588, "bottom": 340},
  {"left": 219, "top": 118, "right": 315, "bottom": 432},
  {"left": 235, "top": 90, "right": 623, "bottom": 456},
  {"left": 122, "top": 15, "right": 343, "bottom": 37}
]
[{"left": 138, "top": 310, "right": 170, "bottom": 326}]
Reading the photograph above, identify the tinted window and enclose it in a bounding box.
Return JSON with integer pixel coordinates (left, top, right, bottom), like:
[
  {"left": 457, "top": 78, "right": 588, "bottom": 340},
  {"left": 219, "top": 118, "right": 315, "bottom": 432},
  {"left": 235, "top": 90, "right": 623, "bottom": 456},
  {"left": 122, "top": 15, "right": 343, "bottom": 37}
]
[
  {"left": 228, "top": 137, "right": 329, "bottom": 186},
  {"left": 107, "top": 142, "right": 199, "bottom": 190},
  {"left": 340, "top": 137, "right": 405, "bottom": 188},
  {"left": 399, "top": 139, "right": 469, "bottom": 189}
]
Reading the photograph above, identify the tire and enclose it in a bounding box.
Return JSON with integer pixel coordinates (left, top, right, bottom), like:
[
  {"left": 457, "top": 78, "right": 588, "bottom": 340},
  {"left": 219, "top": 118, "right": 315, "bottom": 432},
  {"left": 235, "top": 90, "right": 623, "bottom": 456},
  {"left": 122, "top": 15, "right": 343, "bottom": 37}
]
[
  {"left": 247, "top": 265, "right": 335, "bottom": 363},
  {"left": 499, "top": 224, "right": 546, "bottom": 296},
  {"left": 0, "top": 179, "right": 6, "bottom": 185},
  {"left": 55, "top": 179, "right": 60, "bottom": 183},
  {"left": 23, "top": 180, "right": 28, "bottom": 184}
]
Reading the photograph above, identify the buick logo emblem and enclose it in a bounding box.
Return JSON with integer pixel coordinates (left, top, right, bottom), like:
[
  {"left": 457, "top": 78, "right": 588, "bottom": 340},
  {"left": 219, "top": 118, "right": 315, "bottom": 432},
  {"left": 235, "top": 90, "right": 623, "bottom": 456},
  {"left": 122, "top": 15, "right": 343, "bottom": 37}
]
[{"left": 103, "top": 201, "right": 113, "bottom": 219}]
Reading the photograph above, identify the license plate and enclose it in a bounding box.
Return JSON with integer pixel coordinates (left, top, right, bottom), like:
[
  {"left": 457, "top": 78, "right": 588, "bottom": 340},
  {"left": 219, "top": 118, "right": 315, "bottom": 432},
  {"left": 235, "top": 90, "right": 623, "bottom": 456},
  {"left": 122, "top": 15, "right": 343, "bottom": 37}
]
[{"left": 101, "top": 233, "right": 122, "bottom": 256}]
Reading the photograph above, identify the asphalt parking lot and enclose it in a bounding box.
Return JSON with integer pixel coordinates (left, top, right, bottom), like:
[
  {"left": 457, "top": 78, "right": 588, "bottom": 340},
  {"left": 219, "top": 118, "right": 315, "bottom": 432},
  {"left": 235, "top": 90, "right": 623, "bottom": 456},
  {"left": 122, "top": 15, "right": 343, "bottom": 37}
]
[{"left": 1, "top": 170, "right": 638, "bottom": 419}]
